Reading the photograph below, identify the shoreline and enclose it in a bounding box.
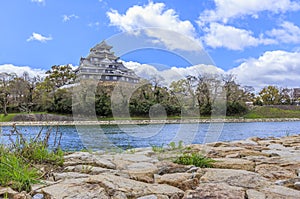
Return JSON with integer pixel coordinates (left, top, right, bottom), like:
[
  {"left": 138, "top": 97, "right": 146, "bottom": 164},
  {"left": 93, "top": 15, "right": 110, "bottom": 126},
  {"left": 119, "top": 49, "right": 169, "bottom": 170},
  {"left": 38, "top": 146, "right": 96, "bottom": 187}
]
[{"left": 1, "top": 117, "right": 300, "bottom": 126}]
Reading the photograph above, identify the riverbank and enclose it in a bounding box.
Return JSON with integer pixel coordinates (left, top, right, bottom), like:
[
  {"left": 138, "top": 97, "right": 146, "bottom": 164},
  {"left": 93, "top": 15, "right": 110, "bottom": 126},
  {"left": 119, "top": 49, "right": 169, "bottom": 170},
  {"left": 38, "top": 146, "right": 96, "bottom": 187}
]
[
  {"left": 1, "top": 117, "right": 300, "bottom": 126},
  {"left": 2, "top": 133, "right": 300, "bottom": 198}
]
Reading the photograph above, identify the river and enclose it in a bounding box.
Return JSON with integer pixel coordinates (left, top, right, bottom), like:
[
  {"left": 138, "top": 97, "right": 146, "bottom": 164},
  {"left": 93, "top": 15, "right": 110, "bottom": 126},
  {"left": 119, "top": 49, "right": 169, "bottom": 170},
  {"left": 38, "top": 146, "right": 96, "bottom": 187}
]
[{"left": 1, "top": 121, "right": 300, "bottom": 151}]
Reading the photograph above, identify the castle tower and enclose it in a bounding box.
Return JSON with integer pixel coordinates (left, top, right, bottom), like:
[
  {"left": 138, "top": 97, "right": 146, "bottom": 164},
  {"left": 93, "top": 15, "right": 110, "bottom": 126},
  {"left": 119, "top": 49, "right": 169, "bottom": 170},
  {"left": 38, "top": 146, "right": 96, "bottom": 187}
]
[{"left": 75, "top": 41, "right": 140, "bottom": 83}]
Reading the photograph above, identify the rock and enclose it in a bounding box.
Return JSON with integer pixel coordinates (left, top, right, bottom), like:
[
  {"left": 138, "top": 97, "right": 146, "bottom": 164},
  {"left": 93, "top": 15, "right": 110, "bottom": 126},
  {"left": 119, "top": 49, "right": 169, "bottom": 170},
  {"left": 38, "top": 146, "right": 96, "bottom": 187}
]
[
  {"left": 40, "top": 178, "right": 109, "bottom": 199},
  {"left": 112, "top": 154, "right": 157, "bottom": 165},
  {"left": 156, "top": 161, "right": 193, "bottom": 175},
  {"left": 261, "top": 185, "right": 300, "bottom": 199},
  {"left": 87, "top": 174, "right": 184, "bottom": 198},
  {"left": 255, "top": 164, "right": 297, "bottom": 180},
  {"left": 63, "top": 152, "right": 116, "bottom": 169},
  {"left": 246, "top": 189, "right": 266, "bottom": 199},
  {"left": 13, "top": 191, "right": 32, "bottom": 199},
  {"left": 32, "top": 194, "right": 44, "bottom": 199},
  {"left": 200, "top": 168, "right": 270, "bottom": 189},
  {"left": 212, "top": 158, "right": 255, "bottom": 171},
  {"left": 155, "top": 172, "right": 200, "bottom": 191},
  {"left": 183, "top": 183, "right": 246, "bottom": 199},
  {"left": 122, "top": 162, "right": 158, "bottom": 183},
  {"left": 111, "top": 191, "right": 127, "bottom": 199},
  {"left": 64, "top": 165, "right": 117, "bottom": 175},
  {"left": 295, "top": 182, "right": 300, "bottom": 189},
  {"left": 136, "top": 195, "right": 169, "bottom": 199},
  {"left": 52, "top": 172, "right": 91, "bottom": 181},
  {"left": 0, "top": 187, "right": 18, "bottom": 198},
  {"left": 206, "top": 146, "right": 245, "bottom": 158},
  {"left": 137, "top": 195, "right": 157, "bottom": 199}
]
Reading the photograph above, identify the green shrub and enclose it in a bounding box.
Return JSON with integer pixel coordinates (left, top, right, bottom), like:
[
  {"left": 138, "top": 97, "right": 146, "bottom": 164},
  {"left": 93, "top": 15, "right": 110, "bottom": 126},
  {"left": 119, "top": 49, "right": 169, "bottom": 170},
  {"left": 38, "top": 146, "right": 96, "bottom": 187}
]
[
  {"left": 19, "top": 141, "right": 64, "bottom": 166},
  {"left": 173, "top": 153, "right": 215, "bottom": 168}
]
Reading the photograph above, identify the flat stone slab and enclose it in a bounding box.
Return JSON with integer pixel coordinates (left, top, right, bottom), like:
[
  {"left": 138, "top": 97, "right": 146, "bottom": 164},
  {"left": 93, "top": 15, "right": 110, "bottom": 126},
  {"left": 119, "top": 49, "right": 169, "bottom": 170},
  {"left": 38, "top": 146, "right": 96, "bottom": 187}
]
[
  {"left": 183, "top": 183, "right": 246, "bottom": 199},
  {"left": 200, "top": 168, "right": 270, "bottom": 189},
  {"left": 212, "top": 158, "right": 255, "bottom": 171},
  {"left": 87, "top": 173, "right": 184, "bottom": 198}
]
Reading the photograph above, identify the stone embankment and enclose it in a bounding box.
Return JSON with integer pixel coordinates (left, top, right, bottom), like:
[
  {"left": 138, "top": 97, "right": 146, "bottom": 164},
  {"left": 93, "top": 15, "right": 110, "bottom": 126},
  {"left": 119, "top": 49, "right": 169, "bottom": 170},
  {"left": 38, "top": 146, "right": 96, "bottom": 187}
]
[
  {"left": 2, "top": 134, "right": 300, "bottom": 198},
  {"left": 2, "top": 117, "right": 300, "bottom": 126}
]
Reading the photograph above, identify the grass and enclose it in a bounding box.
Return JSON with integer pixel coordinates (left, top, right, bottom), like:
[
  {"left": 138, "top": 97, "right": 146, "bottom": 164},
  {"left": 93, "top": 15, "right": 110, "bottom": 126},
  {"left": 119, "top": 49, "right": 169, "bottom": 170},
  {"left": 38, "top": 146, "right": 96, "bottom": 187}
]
[
  {"left": 168, "top": 141, "right": 184, "bottom": 150},
  {"left": 0, "top": 146, "right": 40, "bottom": 192},
  {"left": 0, "top": 112, "right": 48, "bottom": 122},
  {"left": 244, "top": 106, "right": 300, "bottom": 119},
  {"left": 173, "top": 153, "right": 215, "bottom": 168},
  {"left": 0, "top": 125, "right": 64, "bottom": 192},
  {"left": 0, "top": 113, "right": 17, "bottom": 122},
  {"left": 151, "top": 144, "right": 165, "bottom": 153}
]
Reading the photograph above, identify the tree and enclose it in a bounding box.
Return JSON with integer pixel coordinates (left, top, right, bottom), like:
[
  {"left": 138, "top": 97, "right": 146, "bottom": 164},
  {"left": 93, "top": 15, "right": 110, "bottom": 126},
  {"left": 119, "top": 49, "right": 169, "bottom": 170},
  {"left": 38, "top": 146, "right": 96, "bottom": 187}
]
[
  {"left": 170, "top": 75, "right": 197, "bottom": 111},
  {"left": 45, "top": 64, "right": 76, "bottom": 88},
  {"left": 279, "top": 87, "right": 292, "bottom": 105},
  {"left": 0, "top": 72, "right": 17, "bottom": 116},
  {"left": 222, "top": 74, "right": 251, "bottom": 116},
  {"left": 259, "top": 86, "right": 280, "bottom": 105}
]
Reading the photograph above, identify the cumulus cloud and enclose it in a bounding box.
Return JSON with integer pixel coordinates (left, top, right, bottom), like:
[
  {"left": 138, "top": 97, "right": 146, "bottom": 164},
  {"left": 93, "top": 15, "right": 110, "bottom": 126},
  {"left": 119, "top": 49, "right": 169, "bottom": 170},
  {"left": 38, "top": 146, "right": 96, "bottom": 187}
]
[
  {"left": 229, "top": 50, "right": 300, "bottom": 89},
  {"left": 123, "top": 61, "right": 224, "bottom": 86},
  {"left": 27, "top": 32, "right": 52, "bottom": 43},
  {"left": 203, "top": 23, "right": 276, "bottom": 50},
  {"left": 0, "top": 64, "right": 46, "bottom": 78},
  {"left": 266, "top": 21, "right": 300, "bottom": 44},
  {"left": 62, "top": 14, "right": 79, "bottom": 22},
  {"left": 198, "top": 0, "right": 300, "bottom": 25},
  {"left": 107, "top": 2, "right": 201, "bottom": 51}
]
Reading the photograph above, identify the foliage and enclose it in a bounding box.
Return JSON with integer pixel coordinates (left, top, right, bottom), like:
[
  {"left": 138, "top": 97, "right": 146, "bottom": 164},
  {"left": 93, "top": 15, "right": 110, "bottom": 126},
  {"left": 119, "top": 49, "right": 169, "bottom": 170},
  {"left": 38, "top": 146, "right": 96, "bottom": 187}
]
[
  {"left": 0, "top": 146, "right": 40, "bottom": 192},
  {"left": 226, "top": 101, "right": 248, "bottom": 116},
  {"left": 168, "top": 141, "right": 184, "bottom": 150},
  {"left": 173, "top": 153, "right": 215, "bottom": 168},
  {"left": 0, "top": 125, "right": 65, "bottom": 192},
  {"left": 259, "top": 86, "right": 280, "bottom": 105},
  {"left": 151, "top": 144, "right": 165, "bottom": 153},
  {"left": 2, "top": 64, "right": 300, "bottom": 118},
  {"left": 45, "top": 64, "right": 76, "bottom": 89}
]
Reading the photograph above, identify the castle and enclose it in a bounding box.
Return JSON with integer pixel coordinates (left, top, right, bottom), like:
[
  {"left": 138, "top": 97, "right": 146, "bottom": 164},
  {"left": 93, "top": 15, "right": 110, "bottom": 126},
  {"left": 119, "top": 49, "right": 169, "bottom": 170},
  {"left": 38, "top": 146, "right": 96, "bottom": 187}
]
[{"left": 74, "top": 41, "right": 140, "bottom": 83}]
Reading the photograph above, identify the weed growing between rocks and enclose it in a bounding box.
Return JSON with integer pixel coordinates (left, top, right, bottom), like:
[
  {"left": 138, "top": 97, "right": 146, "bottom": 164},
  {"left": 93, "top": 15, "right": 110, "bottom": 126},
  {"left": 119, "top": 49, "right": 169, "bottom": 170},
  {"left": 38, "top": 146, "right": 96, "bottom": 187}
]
[
  {"left": 173, "top": 153, "right": 215, "bottom": 168},
  {"left": 0, "top": 124, "right": 64, "bottom": 192}
]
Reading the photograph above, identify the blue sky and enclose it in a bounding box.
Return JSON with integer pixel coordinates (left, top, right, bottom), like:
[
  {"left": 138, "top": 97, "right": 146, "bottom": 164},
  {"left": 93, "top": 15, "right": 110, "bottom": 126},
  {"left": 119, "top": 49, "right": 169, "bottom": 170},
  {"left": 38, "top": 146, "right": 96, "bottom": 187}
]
[{"left": 1, "top": 0, "right": 300, "bottom": 90}]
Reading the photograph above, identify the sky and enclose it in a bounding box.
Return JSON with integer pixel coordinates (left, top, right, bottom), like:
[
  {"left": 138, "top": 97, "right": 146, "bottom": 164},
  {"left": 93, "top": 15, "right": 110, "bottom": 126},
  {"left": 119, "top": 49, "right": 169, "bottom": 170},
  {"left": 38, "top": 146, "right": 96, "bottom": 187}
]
[{"left": 1, "top": 0, "right": 300, "bottom": 91}]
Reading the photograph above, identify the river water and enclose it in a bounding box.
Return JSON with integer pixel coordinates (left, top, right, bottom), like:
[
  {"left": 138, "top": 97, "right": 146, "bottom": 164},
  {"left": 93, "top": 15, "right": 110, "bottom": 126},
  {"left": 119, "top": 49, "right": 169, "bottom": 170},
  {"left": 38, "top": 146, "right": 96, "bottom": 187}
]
[{"left": 1, "top": 121, "right": 300, "bottom": 151}]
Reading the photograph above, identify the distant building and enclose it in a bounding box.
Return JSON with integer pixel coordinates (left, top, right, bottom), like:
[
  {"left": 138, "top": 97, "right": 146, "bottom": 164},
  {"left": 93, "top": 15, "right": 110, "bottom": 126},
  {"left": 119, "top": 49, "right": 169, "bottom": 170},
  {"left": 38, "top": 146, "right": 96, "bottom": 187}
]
[
  {"left": 74, "top": 41, "right": 140, "bottom": 83},
  {"left": 293, "top": 88, "right": 300, "bottom": 105},
  {"left": 293, "top": 88, "right": 300, "bottom": 99}
]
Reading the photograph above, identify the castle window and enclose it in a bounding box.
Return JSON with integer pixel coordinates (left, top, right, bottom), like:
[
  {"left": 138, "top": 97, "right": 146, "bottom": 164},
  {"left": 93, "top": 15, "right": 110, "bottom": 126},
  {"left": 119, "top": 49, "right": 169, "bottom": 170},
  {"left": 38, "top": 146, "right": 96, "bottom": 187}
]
[
  {"left": 113, "top": 76, "right": 117, "bottom": 80},
  {"left": 105, "top": 76, "right": 110, "bottom": 80}
]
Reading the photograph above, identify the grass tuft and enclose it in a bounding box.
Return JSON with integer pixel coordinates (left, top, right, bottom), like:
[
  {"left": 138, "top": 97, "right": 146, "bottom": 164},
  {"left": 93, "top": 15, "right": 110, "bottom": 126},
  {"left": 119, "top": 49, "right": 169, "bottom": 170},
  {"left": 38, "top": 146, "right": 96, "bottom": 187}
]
[
  {"left": 0, "top": 125, "right": 64, "bottom": 192},
  {"left": 173, "top": 153, "right": 215, "bottom": 168}
]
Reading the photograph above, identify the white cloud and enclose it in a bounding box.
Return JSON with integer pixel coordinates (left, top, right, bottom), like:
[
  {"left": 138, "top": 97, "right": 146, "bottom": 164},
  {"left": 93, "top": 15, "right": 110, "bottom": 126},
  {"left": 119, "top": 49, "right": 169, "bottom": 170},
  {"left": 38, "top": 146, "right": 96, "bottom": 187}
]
[
  {"left": 198, "top": 0, "right": 300, "bottom": 25},
  {"left": 27, "top": 32, "right": 52, "bottom": 43},
  {"left": 203, "top": 23, "right": 275, "bottom": 50},
  {"left": 31, "top": 0, "right": 45, "bottom": 5},
  {"left": 266, "top": 21, "right": 300, "bottom": 44},
  {"left": 107, "top": 2, "right": 201, "bottom": 51},
  {"left": 124, "top": 61, "right": 224, "bottom": 86},
  {"left": 229, "top": 50, "right": 300, "bottom": 89},
  {"left": 0, "top": 64, "right": 46, "bottom": 78},
  {"left": 62, "top": 14, "right": 79, "bottom": 22}
]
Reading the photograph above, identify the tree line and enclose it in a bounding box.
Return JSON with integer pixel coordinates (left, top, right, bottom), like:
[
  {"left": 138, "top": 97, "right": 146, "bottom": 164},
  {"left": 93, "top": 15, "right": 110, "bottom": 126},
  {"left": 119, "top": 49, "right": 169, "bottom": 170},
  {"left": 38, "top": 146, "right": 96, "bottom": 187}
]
[{"left": 0, "top": 65, "right": 299, "bottom": 117}]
